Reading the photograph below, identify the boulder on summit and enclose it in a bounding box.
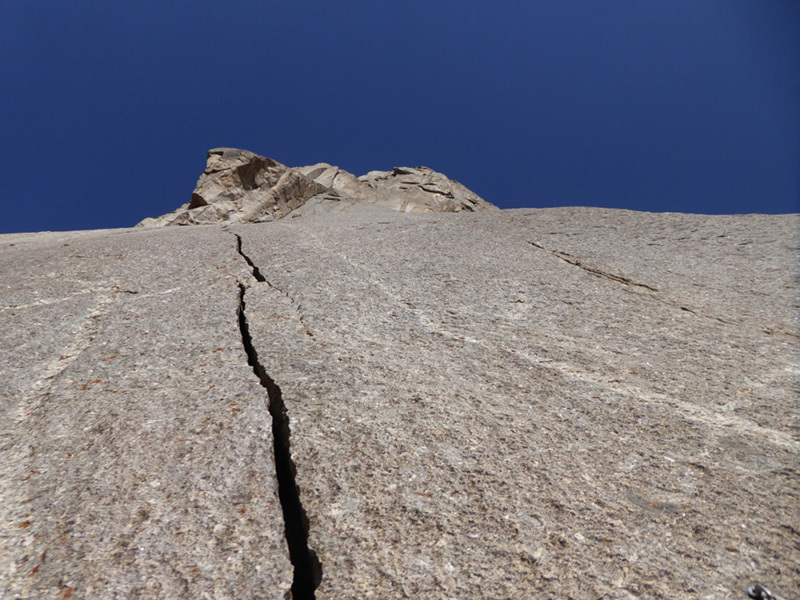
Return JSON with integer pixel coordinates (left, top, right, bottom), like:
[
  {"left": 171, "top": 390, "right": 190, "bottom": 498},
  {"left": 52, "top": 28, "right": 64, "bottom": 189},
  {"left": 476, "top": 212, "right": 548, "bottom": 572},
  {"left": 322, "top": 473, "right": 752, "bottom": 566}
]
[{"left": 137, "top": 148, "right": 496, "bottom": 227}]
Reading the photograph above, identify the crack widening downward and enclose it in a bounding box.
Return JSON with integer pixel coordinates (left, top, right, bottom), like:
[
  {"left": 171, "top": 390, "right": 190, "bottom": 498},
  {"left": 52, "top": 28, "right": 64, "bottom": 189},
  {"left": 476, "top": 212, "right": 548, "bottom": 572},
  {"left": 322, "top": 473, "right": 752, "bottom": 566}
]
[{"left": 234, "top": 239, "right": 321, "bottom": 599}]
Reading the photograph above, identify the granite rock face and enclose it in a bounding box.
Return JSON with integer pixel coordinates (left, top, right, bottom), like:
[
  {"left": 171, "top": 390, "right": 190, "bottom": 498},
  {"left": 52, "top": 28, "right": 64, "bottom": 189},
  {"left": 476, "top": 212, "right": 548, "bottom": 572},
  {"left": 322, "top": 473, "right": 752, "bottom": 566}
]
[
  {"left": 137, "top": 149, "right": 495, "bottom": 227},
  {"left": 137, "top": 148, "right": 331, "bottom": 227},
  {"left": 0, "top": 227, "right": 293, "bottom": 598},
  {"left": 296, "top": 163, "right": 491, "bottom": 214},
  {"left": 2, "top": 207, "right": 798, "bottom": 600}
]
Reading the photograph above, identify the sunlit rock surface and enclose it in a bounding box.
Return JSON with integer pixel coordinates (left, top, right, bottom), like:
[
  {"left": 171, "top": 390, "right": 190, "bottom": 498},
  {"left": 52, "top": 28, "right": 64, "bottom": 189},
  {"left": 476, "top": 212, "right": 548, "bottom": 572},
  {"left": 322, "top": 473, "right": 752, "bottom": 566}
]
[
  {"left": 137, "top": 148, "right": 496, "bottom": 227},
  {"left": 2, "top": 207, "right": 797, "bottom": 599}
]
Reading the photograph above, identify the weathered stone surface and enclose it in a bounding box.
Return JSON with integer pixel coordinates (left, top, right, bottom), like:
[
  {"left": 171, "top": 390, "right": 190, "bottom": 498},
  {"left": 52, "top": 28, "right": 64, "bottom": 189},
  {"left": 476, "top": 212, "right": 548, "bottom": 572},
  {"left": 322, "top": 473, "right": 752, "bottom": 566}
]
[
  {"left": 295, "top": 164, "right": 368, "bottom": 201},
  {"left": 0, "top": 227, "right": 292, "bottom": 598},
  {"left": 356, "top": 165, "right": 492, "bottom": 213},
  {"left": 1, "top": 207, "right": 798, "bottom": 599},
  {"left": 138, "top": 150, "right": 496, "bottom": 227},
  {"left": 296, "top": 163, "right": 495, "bottom": 214},
  {"left": 235, "top": 208, "right": 798, "bottom": 599},
  {"left": 137, "top": 148, "right": 330, "bottom": 227}
]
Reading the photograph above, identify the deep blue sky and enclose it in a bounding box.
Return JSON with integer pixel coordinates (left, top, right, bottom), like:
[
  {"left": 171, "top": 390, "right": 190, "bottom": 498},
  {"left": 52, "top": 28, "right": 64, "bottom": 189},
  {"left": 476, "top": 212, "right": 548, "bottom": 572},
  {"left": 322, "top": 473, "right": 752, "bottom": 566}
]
[{"left": 2, "top": 1, "right": 798, "bottom": 233}]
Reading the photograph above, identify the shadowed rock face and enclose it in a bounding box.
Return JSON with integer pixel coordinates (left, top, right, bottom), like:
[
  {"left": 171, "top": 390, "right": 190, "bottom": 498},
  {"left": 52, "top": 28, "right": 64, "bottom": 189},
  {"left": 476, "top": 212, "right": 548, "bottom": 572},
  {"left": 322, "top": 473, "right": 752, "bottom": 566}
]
[
  {"left": 1, "top": 207, "right": 798, "bottom": 599},
  {"left": 137, "top": 148, "right": 496, "bottom": 227}
]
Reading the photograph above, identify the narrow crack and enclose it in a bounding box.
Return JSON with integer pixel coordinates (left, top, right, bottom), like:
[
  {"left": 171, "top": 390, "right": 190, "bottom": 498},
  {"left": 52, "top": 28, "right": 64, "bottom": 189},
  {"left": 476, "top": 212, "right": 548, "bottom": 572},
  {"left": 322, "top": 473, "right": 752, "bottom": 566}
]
[
  {"left": 236, "top": 234, "right": 267, "bottom": 282},
  {"left": 234, "top": 237, "right": 321, "bottom": 599},
  {"left": 528, "top": 241, "right": 659, "bottom": 291},
  {"left": 236, "top": 234, "right": 315, "bottom": 338},
  {"left": 527, "top": 241, "right": 747, "bottom": 325}
]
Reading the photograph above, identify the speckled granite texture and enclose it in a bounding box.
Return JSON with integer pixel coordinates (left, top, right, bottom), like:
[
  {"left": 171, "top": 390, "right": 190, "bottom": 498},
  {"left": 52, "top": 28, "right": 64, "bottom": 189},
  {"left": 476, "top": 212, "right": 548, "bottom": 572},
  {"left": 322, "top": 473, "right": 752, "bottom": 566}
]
[
  {"left": 0, "top": 227, "right": 292, "bottom": 598},
  {"left": 1, "top": 207, "right": 798, "bottom": 599}
]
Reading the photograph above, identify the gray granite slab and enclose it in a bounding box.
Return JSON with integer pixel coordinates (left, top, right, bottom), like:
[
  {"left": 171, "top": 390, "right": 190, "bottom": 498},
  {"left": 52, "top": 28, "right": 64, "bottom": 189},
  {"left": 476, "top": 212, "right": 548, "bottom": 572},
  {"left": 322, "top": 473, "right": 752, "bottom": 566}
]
[
  {"left": 235, "top": 208, "right": 798, "bottom": 599},
  {"left": 0, "top": 227, "right": 292, "bottom": 599},
  {"left": 1, "top": 207, "right": 797, "bottom": 600}
]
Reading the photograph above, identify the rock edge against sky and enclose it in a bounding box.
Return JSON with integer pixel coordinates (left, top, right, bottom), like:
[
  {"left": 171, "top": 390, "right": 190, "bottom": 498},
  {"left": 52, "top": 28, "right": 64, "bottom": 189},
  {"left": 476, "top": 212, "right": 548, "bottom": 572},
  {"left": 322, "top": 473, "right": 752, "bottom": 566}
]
[{"left": 137, "top": 148, "right": 498, "bottom": 227}]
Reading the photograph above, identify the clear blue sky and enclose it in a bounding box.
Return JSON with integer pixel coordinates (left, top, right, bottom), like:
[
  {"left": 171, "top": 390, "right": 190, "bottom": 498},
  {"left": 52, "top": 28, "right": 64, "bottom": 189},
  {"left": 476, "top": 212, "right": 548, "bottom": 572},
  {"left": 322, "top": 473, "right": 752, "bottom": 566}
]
[{"left": 2, "top": 1, "right": 798, "bottom": 233}]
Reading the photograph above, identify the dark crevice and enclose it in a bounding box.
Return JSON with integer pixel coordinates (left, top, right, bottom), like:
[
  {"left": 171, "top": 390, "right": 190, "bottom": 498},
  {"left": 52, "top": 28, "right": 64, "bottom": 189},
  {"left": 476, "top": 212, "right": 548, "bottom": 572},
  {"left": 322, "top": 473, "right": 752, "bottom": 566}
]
[
  {"left": 236, "top": 234, "right": 266, "bottom": 282},
  {"left": 418, "top": 185, "right": 455, "bottom": 198},
  {"left": 237, "top": 233, "right": 315, "bottom": 338},
  {"left": 552, "top": 251, "right": 660, "bottom": 292},
  {"left": 234, "top": 238, "right": 321, "bottom": 599},
  {"left": 528, "top": 241, "right": 659, "bottom": 291},
  {"left": 237, "top": 283, "right": 322, "bottom": 599}
]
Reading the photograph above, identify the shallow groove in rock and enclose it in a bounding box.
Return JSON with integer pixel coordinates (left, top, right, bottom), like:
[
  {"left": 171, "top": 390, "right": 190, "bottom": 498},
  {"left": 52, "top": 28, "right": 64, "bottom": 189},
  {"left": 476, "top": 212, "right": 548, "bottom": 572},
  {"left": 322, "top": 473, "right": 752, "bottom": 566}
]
[
  {"left": 235, "top": 238, "right": 321, "bottom": 599},
  {"left": 528, "top": 241, "right": 659, "bottom": 291}
]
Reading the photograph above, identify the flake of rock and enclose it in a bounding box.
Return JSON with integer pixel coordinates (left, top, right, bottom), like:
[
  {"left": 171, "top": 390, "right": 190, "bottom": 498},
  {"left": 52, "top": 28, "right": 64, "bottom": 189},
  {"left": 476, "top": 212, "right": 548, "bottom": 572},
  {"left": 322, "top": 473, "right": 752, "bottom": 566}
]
[
  {"left": 296, "top": 162, "right": 496, "bottom": 214},
  {"left": 295, "top": 163, "right": 368, "bottom": 200},
  {"left": 356, "top": 165, "right": 495, "bottom": 212}
]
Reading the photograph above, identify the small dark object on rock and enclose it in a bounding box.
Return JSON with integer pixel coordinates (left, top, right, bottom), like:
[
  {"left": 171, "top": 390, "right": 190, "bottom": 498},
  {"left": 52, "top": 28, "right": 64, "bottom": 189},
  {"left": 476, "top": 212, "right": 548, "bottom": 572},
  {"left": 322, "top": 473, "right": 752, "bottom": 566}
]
[{"left": 748, "top": 582, "right": 786, "bottom": 600}]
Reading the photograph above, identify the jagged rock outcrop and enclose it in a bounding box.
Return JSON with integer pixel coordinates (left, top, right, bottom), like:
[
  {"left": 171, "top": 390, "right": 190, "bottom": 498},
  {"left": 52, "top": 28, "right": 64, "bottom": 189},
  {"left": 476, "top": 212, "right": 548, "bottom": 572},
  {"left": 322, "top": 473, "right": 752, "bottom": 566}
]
[
  {"left": 296, "top": 163, "right": 490, "bottom": 214},
  {"left": 137, "top": 148, "right": 496, "bottom": 226},
  {"left": 137, "top": 148, "right": 331, "bottom": 227}
]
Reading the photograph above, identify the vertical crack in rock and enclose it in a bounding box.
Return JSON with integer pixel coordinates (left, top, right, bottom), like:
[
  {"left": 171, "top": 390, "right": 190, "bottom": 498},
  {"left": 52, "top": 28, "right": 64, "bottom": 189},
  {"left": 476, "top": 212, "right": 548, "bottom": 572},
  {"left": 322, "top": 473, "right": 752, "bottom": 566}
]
[
  {"left": 235, "top": 237, "right": 322, "bottom": 599},
  {"left": 236, "top": 234, "right": 267, "bottom": 283},
  {"left": 237, "top": 234, "right": 315, "bottom": 338}
]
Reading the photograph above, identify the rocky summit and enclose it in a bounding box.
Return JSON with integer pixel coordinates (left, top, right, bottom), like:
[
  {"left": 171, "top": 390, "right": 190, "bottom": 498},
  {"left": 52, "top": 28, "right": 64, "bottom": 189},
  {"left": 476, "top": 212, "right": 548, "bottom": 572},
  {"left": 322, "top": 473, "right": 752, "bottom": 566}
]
[
  {"left": 137, "top": 148, "right": 496, "bottom": 227},
  {"left": 1, "top": 170, "right": 798, "bottom": 599}
]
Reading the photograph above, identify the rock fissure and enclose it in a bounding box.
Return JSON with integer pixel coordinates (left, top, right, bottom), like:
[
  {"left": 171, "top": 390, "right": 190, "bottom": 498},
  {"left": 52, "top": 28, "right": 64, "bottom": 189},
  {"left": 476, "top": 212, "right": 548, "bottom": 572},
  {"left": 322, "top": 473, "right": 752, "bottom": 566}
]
[
  {"left": 234, "top": 243, "right": 321, "bottom": 599},
  {"left": 528, "top": 241, "right": 659, "bottom": 291},
  {"left": 236, "top": 234, "right": 267, "bottom": 283},
  {"left": 418, "top": 185, "right": 455, "bottom": 198},
  {"left": 557, "top": 255, "right": 659, "bottom": 291},
  {"left": 236, "top": 234, "right": 314, "bottom": 338},
  {"left": 526, "top": 241, "right": 751, "bottom": 325}
]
